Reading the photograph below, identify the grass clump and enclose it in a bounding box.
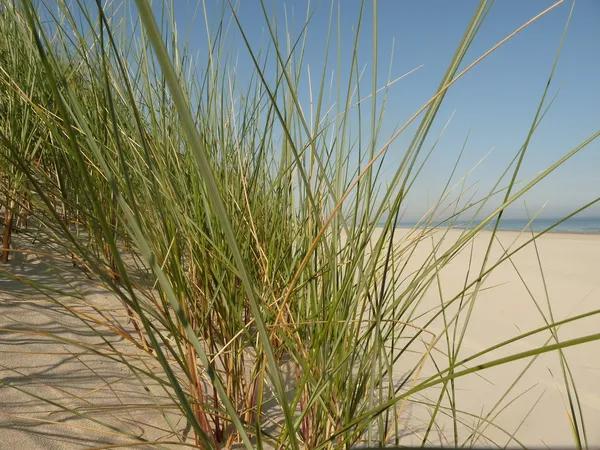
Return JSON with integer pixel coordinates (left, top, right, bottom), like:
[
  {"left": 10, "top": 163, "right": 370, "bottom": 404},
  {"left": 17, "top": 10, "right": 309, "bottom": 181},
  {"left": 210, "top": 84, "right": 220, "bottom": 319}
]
[{"left": 0, "top": 0, "right": 598, "bottom": 448}]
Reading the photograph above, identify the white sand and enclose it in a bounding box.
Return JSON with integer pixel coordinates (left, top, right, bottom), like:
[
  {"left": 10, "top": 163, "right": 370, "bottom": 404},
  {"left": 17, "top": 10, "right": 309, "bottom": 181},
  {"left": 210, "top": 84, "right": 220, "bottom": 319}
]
[
  {"left": 0, "top": 238, "right": 181, "bottom": 449},
  {"left": 380, "top": 228, "right": 600, "bottom": 447},
  {"left": 1, "top": 229, "right": 599, "bottom": 447}
]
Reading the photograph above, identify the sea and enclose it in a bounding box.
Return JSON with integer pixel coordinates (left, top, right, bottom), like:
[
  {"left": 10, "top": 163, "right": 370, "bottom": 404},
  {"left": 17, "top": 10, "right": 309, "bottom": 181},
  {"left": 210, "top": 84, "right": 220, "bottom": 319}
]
[{"left": 388, "top": 216, "right": 600, "bottom": 235}]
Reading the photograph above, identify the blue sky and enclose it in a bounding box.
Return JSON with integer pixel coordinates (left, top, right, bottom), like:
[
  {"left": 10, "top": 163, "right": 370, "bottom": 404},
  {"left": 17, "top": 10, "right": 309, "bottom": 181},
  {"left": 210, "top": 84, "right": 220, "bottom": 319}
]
[
  {"left": 70, "top": 0, "right": 600, "bottom": 220},
  {"left": 172, "top": 0, "right": 600, "bottom": 220}
]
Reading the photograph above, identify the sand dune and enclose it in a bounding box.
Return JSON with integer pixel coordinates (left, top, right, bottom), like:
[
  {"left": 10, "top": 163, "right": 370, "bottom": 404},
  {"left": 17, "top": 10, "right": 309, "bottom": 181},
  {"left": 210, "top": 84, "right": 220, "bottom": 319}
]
[{"left": 1, "top": 229, "right": 599, "bottom": 448}]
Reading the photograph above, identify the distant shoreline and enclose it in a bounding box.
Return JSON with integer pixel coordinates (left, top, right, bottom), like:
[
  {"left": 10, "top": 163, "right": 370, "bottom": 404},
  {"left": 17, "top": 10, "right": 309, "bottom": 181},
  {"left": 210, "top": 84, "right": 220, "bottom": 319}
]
[
  {"left": 376, "top": 216, "right": 600, "bottom": 236},
  {"left": 387, "top": 225, "right": 600, "bottom": 237}
]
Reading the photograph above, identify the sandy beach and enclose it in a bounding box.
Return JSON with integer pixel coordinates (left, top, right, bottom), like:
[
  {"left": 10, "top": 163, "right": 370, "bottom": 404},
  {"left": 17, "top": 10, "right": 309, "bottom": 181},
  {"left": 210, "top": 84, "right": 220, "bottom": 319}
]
[
  {"left": 0, "top": 235, "right": 179, "bottom": 449},
  {"left": 380, "top": 228, "right": 600, "bottom": 447},
  {"left": 1, "top": 228, "right": 599, "bottom": 448}
]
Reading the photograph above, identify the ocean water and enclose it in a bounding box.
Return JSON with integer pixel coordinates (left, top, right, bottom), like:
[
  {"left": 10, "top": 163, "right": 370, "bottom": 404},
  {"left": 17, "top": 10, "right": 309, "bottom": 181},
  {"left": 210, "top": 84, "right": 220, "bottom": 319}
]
[{"left": 390, "top": 216, "right": 600, "bottom": 234}]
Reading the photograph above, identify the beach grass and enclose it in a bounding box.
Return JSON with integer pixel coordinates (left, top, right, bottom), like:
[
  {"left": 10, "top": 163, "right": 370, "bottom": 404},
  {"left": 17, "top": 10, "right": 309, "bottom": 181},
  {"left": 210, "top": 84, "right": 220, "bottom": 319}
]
[{"left": 1, "top": 0, "right": 599, "bottom": 448}]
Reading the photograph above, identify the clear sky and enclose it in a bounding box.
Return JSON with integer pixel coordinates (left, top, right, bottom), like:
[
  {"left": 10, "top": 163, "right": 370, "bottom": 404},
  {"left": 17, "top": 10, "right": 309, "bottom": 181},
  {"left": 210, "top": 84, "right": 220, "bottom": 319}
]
[{"left": 75, "top": 0, "right": 600, "bottom": 220}]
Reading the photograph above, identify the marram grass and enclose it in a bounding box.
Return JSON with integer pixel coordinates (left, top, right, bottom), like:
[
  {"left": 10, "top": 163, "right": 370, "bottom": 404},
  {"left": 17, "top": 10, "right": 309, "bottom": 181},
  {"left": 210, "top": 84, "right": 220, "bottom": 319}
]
[{"left": 0, "top": 0, "right": 599, "bottom": 448}]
